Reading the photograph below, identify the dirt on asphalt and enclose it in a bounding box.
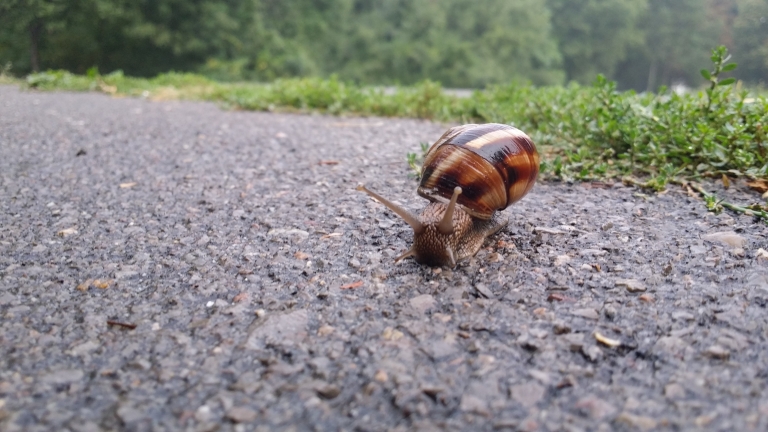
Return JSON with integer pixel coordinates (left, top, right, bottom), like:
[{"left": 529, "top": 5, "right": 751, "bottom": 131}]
[{"left": 1, "top": 85, "right": 768, "bottom": 431}]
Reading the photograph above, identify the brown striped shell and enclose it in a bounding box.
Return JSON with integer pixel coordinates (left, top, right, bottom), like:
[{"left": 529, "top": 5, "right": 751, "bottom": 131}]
[{"left": 418, "top": 123, "right": 539, "bottom": 220}]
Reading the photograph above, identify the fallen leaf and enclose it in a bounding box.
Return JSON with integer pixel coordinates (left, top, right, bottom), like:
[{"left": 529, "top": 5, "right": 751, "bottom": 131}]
[
  {"left": 721, "top": 174, "right": 730, "bottom": 189},
  {"left": 232, "top": 292, "right": 248, "bottom": 303},
  {"left": 684, "top": 184, "right": 698, "bottom": 198},
  {"left": 317, "top": 325, "right": 335, "bottom": 336},
  {"left": 746, "top": 179, "right": 768, "bottom": 193},
  {"left": 547, "top": 293, "right": 565, "bottom": 302},
  {"left": 119, "top": 182, "right": 137, "bottom": 189},
  {"left": 294, "top": 251, "right": 310, "bottom": 260},
  {"left": 98, "top": 81, "right": 117, "bottom": 94},
  {"left": 757, "top": 248, "right": 768, "bottom": 261},
  {"left": 547, "top": 293, "right": 575, "bottom": 302},
  {"left": 382, "top": 327, "right": 403, "bottom": 341},
  {"left": 639, "top": 294, "right": 655, "bottom": 303},
  {"left": 318, "top": 160, "right": 339, "bottom": 165},
  {"left": 76, "top": 279, "right": 94, "bottom": 291},
  {"left": 584, "top": 181, "right": 612, "bottom": 189},
  {"left": 107, "top": 320, "right": 137, "bottom": 330},
  {"left": 374, "top": 370, "right": 388, "bottom": 382},
  {"left": 92, "top": 279, "right": 113, "bottom": 289},
  {"left": 594, "top": 331, "right": 621, "bottom": 348},
  {"left": 340, "top": 281, "right": 363, "bottom": 290},
  {"left": 57, "top": 227, "right": 78, "bottom": 237}
]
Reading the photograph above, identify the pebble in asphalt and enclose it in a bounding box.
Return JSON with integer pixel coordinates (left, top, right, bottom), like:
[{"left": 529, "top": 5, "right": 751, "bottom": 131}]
[{"left": 1, "top": 86, "right": 768, "bottom": 431}]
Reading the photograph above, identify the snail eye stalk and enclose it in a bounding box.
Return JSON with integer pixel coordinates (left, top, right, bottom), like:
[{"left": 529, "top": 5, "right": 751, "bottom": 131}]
[
  {"left": 357, "top": 184, "right": 424, "bottom": 234},
  {"left": 438, "top": 186, "right": 462, "bottom": 235}
]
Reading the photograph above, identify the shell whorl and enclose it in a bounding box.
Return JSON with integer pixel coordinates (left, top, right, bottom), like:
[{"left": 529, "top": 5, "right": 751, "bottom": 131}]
[{"left": 418, "top": 123, "right": 539, "bottom": 219}]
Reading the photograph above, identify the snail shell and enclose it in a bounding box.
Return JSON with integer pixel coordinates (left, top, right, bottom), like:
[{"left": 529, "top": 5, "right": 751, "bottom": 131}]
[
  {"left": 418, "top": 123, "right": 539, "bottom": 219},
  {"left": 356, "top": 123, "right": 539, "bottom": 267}
]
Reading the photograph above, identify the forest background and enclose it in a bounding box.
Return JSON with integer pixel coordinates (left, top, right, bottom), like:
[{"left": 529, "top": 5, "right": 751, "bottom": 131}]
[{"left": 1, "top": 0, "right": 767, "bottom": 91}]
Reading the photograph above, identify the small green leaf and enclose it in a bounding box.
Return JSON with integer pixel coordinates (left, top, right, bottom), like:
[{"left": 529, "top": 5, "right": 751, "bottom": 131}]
[
  {"left": 700, "top": 69, "right": 711, "bottom": 80},
  {"left": 722, "top": 63, "right": 737, "bottom": 72},
  {"left": 717, "top": 78, "right": 736, "bottom": 86}
]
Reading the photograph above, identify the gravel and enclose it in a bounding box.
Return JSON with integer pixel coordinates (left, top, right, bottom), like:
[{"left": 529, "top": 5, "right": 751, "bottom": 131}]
[{"left": 1, "top": 85, "right": 768, "bottom": 431}]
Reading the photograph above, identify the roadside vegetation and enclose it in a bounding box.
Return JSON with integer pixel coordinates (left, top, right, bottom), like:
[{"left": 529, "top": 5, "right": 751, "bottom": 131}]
[{"left": 4, "top": 46, "right": 767, "bottom": 222}]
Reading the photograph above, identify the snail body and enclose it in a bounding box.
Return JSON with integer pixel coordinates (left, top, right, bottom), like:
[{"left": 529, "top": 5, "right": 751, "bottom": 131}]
[{"left": 358, "top": 123, "right": 539, "bottom": 267}]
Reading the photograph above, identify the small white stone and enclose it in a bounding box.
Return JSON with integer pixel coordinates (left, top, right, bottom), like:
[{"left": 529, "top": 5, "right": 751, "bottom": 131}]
[
  {"left": 195, "top": 405, "right": 212, "bottom": 422},
  {"left": 702, "top": 231, "right": 747, "bottom": 248},
  {"left": 616, "top": 278, "right": 646, "bottom": 293},
  {"left": 534, "top": 226, "right": 565, "bottom": 235}
]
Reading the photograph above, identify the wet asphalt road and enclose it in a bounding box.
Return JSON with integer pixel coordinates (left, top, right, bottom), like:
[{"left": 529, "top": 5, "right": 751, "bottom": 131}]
[{"left": 1, "top": 85, "right": 768, "bottom": 431}]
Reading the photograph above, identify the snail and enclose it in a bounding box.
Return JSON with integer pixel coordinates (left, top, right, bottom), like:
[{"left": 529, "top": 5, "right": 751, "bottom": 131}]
[{"left": 357, "top": 123, "right": 539, "bottom": 267}]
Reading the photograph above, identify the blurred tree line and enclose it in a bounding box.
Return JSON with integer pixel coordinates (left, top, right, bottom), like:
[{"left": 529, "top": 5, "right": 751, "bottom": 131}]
[{"left": 1, "top": 0, "right": 766, "bottom": 90}]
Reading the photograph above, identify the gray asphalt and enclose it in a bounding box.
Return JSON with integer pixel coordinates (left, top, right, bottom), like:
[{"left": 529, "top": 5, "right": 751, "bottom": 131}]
[{"left": 1, "top": 85, "right": 768, "bottom": 431}]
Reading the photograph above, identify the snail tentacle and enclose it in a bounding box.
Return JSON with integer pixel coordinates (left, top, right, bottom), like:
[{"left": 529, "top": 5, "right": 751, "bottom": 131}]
[
  {"left": 446, "top": 248, "right": 456, "bottom": 268},
  {"left": 437, "top": 186, "right": 462, "bottom": 235},
  {"left": 357, "top": 184, "right": 424, "bottom": 234},
  {"left": 394, "top": 247, "right": 416, "bottom": 263}
]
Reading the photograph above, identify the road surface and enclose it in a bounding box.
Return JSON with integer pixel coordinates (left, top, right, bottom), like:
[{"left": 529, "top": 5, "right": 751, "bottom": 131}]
[{"left": 1, "top": 85, "right": 767, "bottom": 431}]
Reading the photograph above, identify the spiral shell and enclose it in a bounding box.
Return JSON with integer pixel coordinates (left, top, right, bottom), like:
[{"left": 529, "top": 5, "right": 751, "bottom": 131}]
[{"left": 418, "top": 123, "right": 539, "bottom": 219}]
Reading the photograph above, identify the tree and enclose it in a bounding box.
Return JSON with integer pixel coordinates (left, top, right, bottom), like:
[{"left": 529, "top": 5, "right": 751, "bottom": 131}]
[
  {"left": 0, "top": 0, "right": 66, "bottom": 72},
  {"left": 547, "top": 0, "right": 647, "bottom": 84},
  {"left": 732, "top": 0, "right": 768, "bottom": 85},
  {"left": 443, "top": 0, "right": 564, "bottom": 87},
  {"left": 205, "top": 0, "right": 565, "bottom": 87},
  {"left": 614, "top": 0, "right": 725, "bottom": 91},
  {"left": 326, "top": 0, "right": 564, "bottom": 87},
  {"left": 0, "top": 0, "right": 241, "bottom": 76}
]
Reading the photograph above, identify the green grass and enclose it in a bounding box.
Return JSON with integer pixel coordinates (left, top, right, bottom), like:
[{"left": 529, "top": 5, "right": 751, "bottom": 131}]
[{"left": 13, "top": 47, "right": 768, "bottom": 188}]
